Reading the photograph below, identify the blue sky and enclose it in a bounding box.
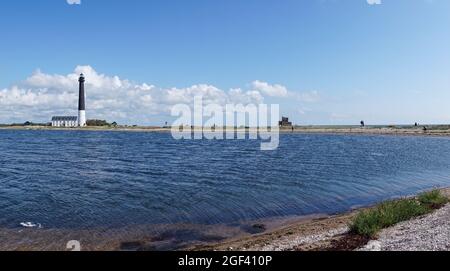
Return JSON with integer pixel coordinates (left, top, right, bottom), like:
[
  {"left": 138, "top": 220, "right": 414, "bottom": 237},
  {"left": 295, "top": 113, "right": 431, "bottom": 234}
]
[{"left": 1, "top": 0, "right": 450, "bottom": 125}]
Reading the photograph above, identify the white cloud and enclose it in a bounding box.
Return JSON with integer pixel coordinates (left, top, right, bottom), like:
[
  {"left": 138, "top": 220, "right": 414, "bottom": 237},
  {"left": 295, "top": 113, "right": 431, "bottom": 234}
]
[
  {"left": 367, "top": 0, "right": 382, "bottom": 5},
  {"left": 0, "top": 66, "right": 272, "bottom": 124},
  {"left": 0, "top": 66, "right": 321, "bottom": 124},
  {"left": 67, "top": 0, "right": 81, "bottom": 5},
  {"left": 251, "top": 80, "right": 288, "bottom": 97}
]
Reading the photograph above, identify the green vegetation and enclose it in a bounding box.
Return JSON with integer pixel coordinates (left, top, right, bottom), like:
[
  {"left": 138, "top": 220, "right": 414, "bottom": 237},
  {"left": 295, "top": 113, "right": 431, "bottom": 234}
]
[
  {"left": 1, "top": 121, "right": 51, "bottom": 127},
  {"left": 350, "top": 190, "right": 449, "bottom": 238},
  {"left": 350, "top": 199, "right": 427, "bottom": 238},
  {"left": 418, "top": 189, "right": 449, "bottom": 209},
  {"left": 86, "top": 119, "right": 109, "bottom": 126},
  {"left": 86, "top": 119, "right": 118, "bottom": 127}
]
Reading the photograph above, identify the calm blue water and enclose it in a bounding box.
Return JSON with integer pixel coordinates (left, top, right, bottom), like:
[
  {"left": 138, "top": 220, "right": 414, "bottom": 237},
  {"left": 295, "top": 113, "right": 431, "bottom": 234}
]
[{"left": 1, "top": 130, "right": 450, "bottom": 230}]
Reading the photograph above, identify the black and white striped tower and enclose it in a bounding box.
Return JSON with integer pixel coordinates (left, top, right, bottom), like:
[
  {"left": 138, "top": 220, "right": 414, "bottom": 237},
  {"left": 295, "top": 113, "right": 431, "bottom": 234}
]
[{"left": 78, "top": 73, "right": 87, "bottom": 127}]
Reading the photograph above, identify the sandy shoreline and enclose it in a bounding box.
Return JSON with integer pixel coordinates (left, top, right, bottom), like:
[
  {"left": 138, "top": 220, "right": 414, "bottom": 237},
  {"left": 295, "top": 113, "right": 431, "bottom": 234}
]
[
  {"left": 2, "top": 125, "right": 450, "bottom": 137},
  {"left": 0, "top": 214, "right": 334, "bottom": 251},
  {"left": 190, "top": 211, "right": 356, "bottom": 251},
  {"left": 193, "top": 188, "right": 450, "bottom": 251}
]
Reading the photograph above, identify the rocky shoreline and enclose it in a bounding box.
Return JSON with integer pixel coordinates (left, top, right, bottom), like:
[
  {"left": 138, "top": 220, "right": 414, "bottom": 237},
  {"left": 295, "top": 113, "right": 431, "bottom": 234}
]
[
  {"left": 360, "top": 202, "right": 450, "bottom": 251},
  {"left": 194, "top": 188, "right": 450, "bottom": 251}
]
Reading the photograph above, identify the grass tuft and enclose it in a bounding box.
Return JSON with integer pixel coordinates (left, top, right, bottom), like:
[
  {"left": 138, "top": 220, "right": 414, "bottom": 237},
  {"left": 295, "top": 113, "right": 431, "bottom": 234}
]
[
  {"left": 417, "top": 189, "right": 449, "bottom": 209},
  {"left": 350, "top": 189, "right": 448, "bottom": 238}
]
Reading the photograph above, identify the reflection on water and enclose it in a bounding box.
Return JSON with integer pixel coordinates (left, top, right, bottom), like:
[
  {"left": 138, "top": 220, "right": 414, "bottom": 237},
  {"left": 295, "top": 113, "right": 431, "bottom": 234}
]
[{"left": 1, "top": 130, "right": 450, "bottom": 249}]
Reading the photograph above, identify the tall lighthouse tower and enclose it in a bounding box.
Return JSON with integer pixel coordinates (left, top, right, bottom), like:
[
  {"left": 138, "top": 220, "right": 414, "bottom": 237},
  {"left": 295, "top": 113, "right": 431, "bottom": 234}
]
[{"left": 78, "top": 73, "right": 87, "bottom": 127}]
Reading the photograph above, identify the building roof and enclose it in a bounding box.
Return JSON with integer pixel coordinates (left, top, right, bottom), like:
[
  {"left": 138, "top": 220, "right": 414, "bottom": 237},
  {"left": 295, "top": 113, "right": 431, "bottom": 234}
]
[{"left": 52, "top": 116, "right": 78, "bottom": 121}]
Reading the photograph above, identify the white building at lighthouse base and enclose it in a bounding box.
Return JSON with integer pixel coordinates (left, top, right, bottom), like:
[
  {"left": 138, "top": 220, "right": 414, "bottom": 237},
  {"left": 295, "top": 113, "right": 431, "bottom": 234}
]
[{"left": 51, "top": 116, "right": 78, "bottom": 127}]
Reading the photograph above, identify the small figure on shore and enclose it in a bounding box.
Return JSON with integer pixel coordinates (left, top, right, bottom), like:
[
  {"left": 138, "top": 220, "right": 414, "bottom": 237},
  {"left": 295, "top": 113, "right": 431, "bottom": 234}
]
[
  {"left": 360, "top": 120, "right": 365, "bottom": 128},
  {"left": 415, "top": 122, "right": 418, "bottom": 127},
  {"left": 423, "top": 126, "right": 428, "bottom": 132}
]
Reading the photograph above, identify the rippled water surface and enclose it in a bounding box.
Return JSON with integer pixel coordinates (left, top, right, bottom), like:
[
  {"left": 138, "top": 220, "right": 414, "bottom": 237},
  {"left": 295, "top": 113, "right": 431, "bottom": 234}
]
[{"left": 2, "top": 130, "right": 450, "bottom": 231}]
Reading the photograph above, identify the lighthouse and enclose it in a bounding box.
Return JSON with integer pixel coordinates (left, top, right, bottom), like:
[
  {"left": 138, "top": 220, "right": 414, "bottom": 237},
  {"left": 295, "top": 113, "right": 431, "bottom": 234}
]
[{"left": 78, "top": 73, "right": 87, "bottom": 127}]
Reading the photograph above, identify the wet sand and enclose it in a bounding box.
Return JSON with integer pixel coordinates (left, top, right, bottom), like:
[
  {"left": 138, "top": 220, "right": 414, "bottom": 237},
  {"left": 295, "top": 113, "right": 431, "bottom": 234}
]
[
  {"left": 0, "top": 215, "right": 324, "bottom": 251},
  {"left": 189, "top": 210, "right": 357, "bottom": 251}
]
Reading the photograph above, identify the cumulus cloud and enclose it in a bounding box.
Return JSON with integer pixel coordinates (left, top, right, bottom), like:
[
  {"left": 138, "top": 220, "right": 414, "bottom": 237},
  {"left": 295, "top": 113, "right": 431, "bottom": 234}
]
[
  {"left": 367, "top": 0, "right": 382, "bottom": 5},
  {"left": 67, "top": 0, "right": 81, "bottom": 5},
  {"left": 0, "top": 66, "right": 320, "bottom": 124},
  {"left": 251, "top": 80, "right": 288, "bottom": 97}
]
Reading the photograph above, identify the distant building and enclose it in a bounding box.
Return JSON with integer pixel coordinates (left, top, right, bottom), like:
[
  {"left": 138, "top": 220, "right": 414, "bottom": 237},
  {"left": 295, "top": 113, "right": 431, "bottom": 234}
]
[
  {"left": 279, "top": 117, "right": 293, "bottom": 127},
  {"left": 51, "top": 116, "right": 78, "bottom": 127},
  {"left": 50, "top": 74, "right": 87, "bottom": 127}
]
